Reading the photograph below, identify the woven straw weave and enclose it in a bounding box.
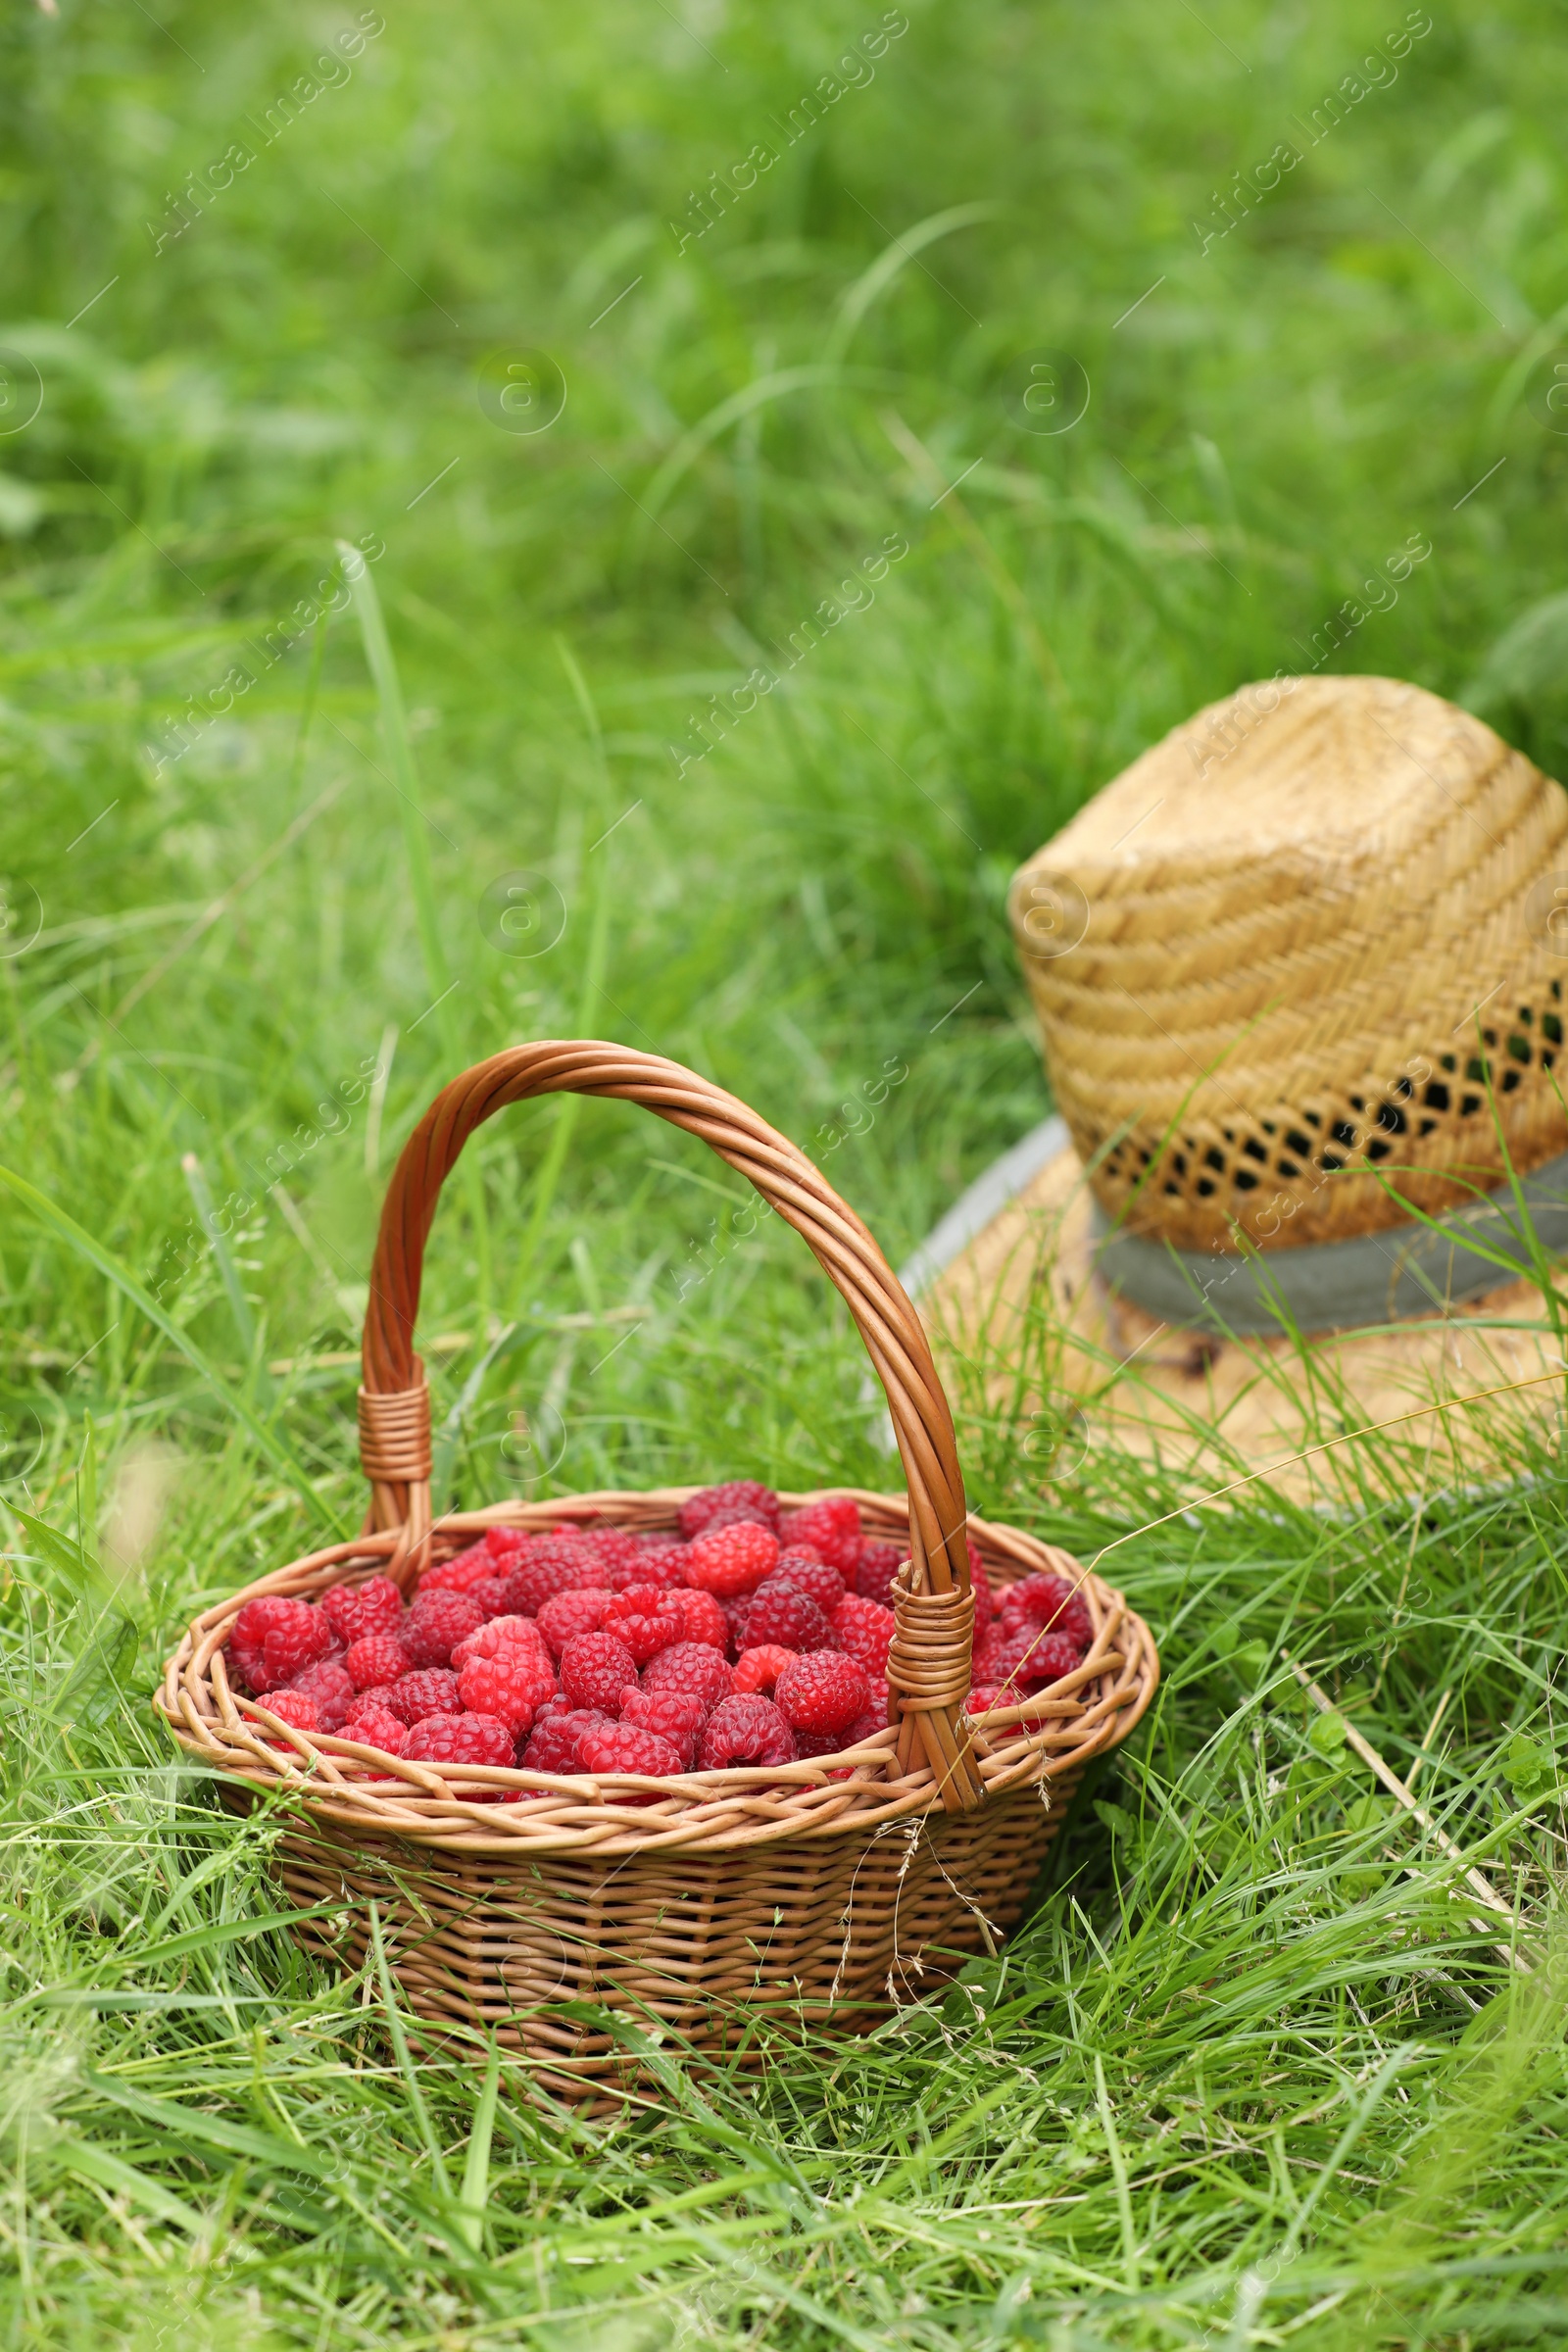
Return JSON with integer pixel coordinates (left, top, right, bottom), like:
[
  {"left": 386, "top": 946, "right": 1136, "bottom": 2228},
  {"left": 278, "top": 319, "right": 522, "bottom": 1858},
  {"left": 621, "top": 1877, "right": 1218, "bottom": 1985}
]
[
  {"left": 1009, "top": 676, "right": 1568, "bottom": 1254},
  {"left": 156, "top": 1045, "right": 1158, "bottom": 2097}
]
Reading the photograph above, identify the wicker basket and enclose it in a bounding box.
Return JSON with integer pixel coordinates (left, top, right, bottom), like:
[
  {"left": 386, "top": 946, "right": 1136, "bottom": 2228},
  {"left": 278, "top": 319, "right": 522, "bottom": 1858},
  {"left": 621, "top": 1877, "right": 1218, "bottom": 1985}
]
[{"left": 157, "top": 1044, "right": 1159, "bottom": 2101}]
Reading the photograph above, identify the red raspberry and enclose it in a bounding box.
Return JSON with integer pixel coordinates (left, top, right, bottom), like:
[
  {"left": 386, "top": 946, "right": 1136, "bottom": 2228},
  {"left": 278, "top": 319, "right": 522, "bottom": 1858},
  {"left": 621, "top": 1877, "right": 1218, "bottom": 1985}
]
[
  {"left": 984, "top": 1627, "right": 1084, "bottom": 1689},
  {"left": 256, "top": 1688, "right": 318, "bottom": 1735},
  {"left": 603, "top": 1585, "right": 684, "bottom": 1665},
  {"left": 579, "top": 1724, "right": 684, "bottom": 1777},
  {"left": 699, "top": 1695, "right": 798, "bottom": 1768},
  {"left": 341, "top": 1696, "right": 409, "bottom": 1753},
  {"left": 559, "top": 1631, "right": 638, "bottom": 1714},
  {"left": 964, "top": 1537, "right": 995, "bottom": 1623},
  {"left": 831, "top": 1594, "right": 895, "bottom": 1679},
  {"left": 685, "top": 1521, "right": 778, "bottom": 1597},
  {"left": 482, "top": 1525, "right": 532, "bottom": 1559},
  {"left": 854, "top": 1540, "right": 903, "bottom": 1607},
  {"left": 771, "top": 1551, "right": 846, "bottom": 1611},
  {"left": 402, "top": 1590, "right": 485, "bottom": 1668},
  {"left": 619, "top": 1689, "right": 707, "bottom": 1766},
  {"left": 535, "top": 1588, "right": 615, "bottom": 1659},
  {"left": 519, "top": 1701, "right": 612, "bottom": 1773},
  {"left": 387, "top": 1668, "right": 463, "bottom": 1726},
  {"left": 999, "top": 1572, "right": 1093, "bottom": 1652},
  {"left": 465, "top": 1576, "right": 516, "bottom": 1618},
  {"left": 845, "top": 1702, "right": 888, "bottom": 1743},
  {"left": 457, "top": 1646, "right": 558, "bottom": 1734},
  {"left": 419, "top": 1544, "right": 498, "bottom": 1594},
  {"left": 572, "top": 1525, "right": 645, "bottom": 1581},
  {"left": 402, "top": 1711, "right": 516, "bottom": 1768},
  {"left": 261, "top": 1602, "right": 335, "bottom": 1691},
  {"left": 672, "top": 1588, "right": 729, "bottom": 1649},
  {"left": 282, "top": 1658, "right": 355, "bottom": 1729},
  {"left": 718, "top": 1596, "right": 751, "bottom": 1655},
  {"left": 451, "top": 1614, "right": 549, "bottom": 1672},
  {"left": 732, "top": 1643, "right": 798, "bottom": 1695},
  {"left": 509, "top": 1544, "right": 611, "bottom": 1616},
  {"left": 780, "top": 1496, "right": 861, "bottom": 1574},
  {"left": 677, "top": 1481, "right": 781, "bottom": 1541},
  {"left": 775, "top": 1652, "right": 869, "bottom": 1740},
  {"left": 641, "top": 1642, "right": 734, "bottom": 1711},
  {"left": 227, "top": 1594, "right": 300, "bottom": 1691},
  {"left": 741, "top": 1579, "right": 837, "bottom": 1654},
  {"left": 321, "top": 1575, "right": 405, "bottom": 1647},
  {"left": 607, "top": 1546, "right": 689, "bottom": 1593},
  {"left": 229, "top": 1597, "right": 331, "bottom": 1693},
  {"left": 344, "top": 1632, "right": 414, "bottom": 1691}
]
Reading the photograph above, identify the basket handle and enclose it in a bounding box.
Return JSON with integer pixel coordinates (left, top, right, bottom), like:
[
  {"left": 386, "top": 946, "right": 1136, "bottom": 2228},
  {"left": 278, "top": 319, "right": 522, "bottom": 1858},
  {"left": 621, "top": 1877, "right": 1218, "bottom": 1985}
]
[{"left": 358, "top": 1042, "right": 982, "bottom": 1808}]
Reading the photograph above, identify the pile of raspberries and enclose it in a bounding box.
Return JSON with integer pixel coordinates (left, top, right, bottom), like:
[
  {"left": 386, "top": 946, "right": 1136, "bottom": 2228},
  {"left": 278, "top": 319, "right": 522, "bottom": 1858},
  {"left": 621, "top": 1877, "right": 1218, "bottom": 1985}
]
[{"left": 225, "top": 1481, "right": 1095, "bottom": 1788}]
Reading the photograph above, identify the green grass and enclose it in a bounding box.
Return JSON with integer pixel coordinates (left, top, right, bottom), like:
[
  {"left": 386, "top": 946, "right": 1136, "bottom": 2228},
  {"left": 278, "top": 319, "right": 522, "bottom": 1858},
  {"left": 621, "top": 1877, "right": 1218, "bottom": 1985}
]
[{"left": 5, "top": 0, "right": 1568, "bottom": 2342}]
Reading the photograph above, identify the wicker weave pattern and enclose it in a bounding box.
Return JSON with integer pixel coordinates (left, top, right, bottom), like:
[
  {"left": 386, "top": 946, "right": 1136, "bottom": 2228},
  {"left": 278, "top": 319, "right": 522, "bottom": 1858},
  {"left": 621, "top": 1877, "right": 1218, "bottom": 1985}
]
[
  {"left": 155, "top": 1045, "right": 1159, "bottom": 2091},
  {"left": 1009, "top": 677, "right": 1568, "bottom": 1253},
  {"left": 161, "top": 1498, "right": 1154, "bottom": 2094}
]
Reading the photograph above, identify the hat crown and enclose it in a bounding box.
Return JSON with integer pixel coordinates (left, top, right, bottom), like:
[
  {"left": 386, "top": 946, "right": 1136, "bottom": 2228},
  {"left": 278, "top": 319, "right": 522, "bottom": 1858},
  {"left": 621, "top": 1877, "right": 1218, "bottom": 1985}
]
[{"left": 1009, "top": 675, "right": 1568, "bottom": 1253}]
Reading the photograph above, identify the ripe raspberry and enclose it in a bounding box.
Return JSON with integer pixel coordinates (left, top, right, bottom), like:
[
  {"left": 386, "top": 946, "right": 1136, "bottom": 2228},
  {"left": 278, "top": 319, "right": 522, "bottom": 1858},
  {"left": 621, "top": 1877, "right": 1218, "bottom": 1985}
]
[
  {"left": 257, "top": 1688, "right": 319, "bottom": 1735},
  {"left": 481, "top": 1523, "right": 531, "bottom": 1557},
  {"left": 699, "top": 1695, "right": 798, "bottom": 1769},
  {"left": 964, "top": 1537, "right": 995, "bottom": 1624},
  {"left": 451, "top": 1614, "right": 549, "bottom": 1672},
  {"left": 559, "top": 1631, "right": 638, "bottom": 1714},
  {"left": 983, "top": 1627, "right": 1084, "bottom": 1689},
  {"left": 780, "top": 1496, "right": 861, "bottom": 1575},
  {"left": 718, "top": 1596, "right": 751, "bottom": 1655},
  {"left": 344, "top": 1632, "right": 414, "bottom": 1691},
  {"left": 579, "top": 1724, "right": 684, "bottom": 1777},
  {"left": 741, "top": 1579, "right": 837, "bottom": 1654},
  {"left": 282, "top": 1658, "right": 355, "bottom": 1730},
  {"left": 672, "top": 1588, "right": 729, "bottom": 1649},
  {"left": 387, "top": 1668, "right": 463, "bottom": 1726},
  {"left": 520, "top": 1701, "right": 612, "bottom": 1773},
  {"left": 678, "top": 1480, "right": 781, "bottom": 1541},
  {"left": 457, "top": 1646, "right": 558, "bottom": 1734},
  {"left": 321, "top": 1575, "right": 405, "bottom": 1647},
  {"left": 419, "top": 1544, "right": 499, "bottom": 1594},
  {"left": 845, "top": 1704, "right": 888, "bottom": 1744},
  {"left": 775, "top": 1652, "right": 869, "bottom": 1740},
  {"left": 999, "top": 1572, "right": 1093, "bottom": 1653},
  {"left": 854, "top": 1540, "right": 903, "bottom": 1607},
  {"left": 572, "top": 1525, "right": 644, "bottom": 1581},
  {"left": 227, "top": 1595, "right": 299, "bottom": 1691},
  {"left": 402, "top": 1712, "right": 516, "bottom": 1768},
  {"left": 641, "top": 1642, "right": 734, "bottom": 1711},
  {"left": 771, "top": 1550, "right": 846, "bottom": 1610},
  {"left": 341, "top": 1695, "right": 409, "bottom": 1752},
  {"left": 619, "top": 1689, "right": 706, "bottom": 1766},
  {"left": 603, "top": 1585, "right": 684, "bottom": 1665},
  {"left": 402, "top": 1590, "right": 486, "bottom": 1669},
  {"left": 685, "top": 1521, "right": 778, "bottom": 1597},
  {"left": 831, "top": 1594, "right": 895, "bottom": 1679},
  {"left": 607, "top": 1546, "right": 689, "bottom": 1593},
  {"left": 732, "top": 1643, "right": 798, "bottom": 1696},
  {"left": 466, "top": 1576, "right": 516, "bottom": 1619},
  {"left": 536, "top": 1587, "right": 615, "bottom": 1659},
  {"left": 509, "top": 1544, "right": 611, "bottom": 1616},
  {"left": 261, "top": 1602, "right": 335, "bottom": 1691}
]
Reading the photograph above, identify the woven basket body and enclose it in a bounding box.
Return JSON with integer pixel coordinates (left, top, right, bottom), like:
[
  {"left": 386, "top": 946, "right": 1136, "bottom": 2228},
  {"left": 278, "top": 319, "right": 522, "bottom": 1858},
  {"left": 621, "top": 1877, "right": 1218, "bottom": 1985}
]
[
  {"left": 1009, "top": 675, "right": 1568, "bottom": 1254},
  {"left": 156, "top": 1047, "right": 1157, "bottom": 2098}
]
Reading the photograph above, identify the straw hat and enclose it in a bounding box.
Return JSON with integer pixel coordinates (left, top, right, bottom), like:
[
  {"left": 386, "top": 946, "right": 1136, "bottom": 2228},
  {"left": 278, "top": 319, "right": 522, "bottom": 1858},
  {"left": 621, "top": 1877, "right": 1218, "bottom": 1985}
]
[{"left": 920, "top": 675, "right": 1568, "bottom": 1497}]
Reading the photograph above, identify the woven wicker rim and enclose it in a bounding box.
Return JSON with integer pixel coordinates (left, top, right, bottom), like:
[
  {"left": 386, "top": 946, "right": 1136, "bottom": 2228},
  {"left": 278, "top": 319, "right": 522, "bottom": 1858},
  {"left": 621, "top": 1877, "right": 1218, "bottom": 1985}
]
[
  {"left": 155, "top": 1042, "right": 1159, "bottom": 1841},
  {"left": 155, "top": 1493, "right": 1158, "bottom": 1855}
]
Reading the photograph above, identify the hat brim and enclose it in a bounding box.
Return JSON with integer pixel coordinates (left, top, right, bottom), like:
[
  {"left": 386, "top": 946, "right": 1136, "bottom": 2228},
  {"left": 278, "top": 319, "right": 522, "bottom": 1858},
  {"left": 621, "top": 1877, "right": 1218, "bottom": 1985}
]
[{"left": 912, "top": 1123, "right": 1567, "bottom": 1504}]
